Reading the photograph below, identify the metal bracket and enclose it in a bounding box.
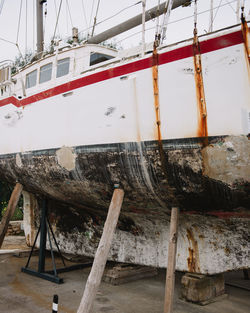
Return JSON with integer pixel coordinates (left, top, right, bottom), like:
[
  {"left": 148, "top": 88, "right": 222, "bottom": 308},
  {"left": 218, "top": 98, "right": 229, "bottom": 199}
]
[{"left": 21, "top": 198, "right": 92, "bottom": 284}]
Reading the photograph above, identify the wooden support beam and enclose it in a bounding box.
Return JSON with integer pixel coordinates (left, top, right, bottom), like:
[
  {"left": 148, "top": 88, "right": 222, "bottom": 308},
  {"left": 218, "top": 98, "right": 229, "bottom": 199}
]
[
  {"left": 77, "top": 188, "right": 124, "bottom": 313},
  {"left": 164, "top": 207, "right": 179, "bottom": 313},
  {"left": 0, "top": 183, "right": 23, "bottom": 248}
]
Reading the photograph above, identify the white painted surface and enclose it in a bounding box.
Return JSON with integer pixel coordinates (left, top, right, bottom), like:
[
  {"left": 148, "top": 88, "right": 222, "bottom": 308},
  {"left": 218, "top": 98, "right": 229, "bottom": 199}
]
[{"left": 0, "top": 26, "right": 249, "bottom": 155}]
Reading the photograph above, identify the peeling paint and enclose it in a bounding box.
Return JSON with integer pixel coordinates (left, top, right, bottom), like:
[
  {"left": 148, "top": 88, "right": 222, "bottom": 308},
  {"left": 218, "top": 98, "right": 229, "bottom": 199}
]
[
  {"left": 56, "top": 146, "right": 76, "bottom": 171},
  {"left": 16, "top": 153, "right": 23, "bottom": 168}
]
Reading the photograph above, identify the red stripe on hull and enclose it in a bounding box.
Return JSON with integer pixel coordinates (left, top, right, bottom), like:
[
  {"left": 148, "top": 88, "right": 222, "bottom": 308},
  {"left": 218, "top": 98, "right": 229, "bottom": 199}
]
[{"left": 0, "top": 30, "right": 244, "bottom": 109}]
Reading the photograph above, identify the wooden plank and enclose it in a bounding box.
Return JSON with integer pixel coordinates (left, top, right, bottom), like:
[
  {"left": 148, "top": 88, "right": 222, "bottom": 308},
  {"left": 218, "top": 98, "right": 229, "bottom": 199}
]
[
  {"left": 77, "top": 188, "right": 124, "bottom": 313},
  {"left": 0, "top": 183, "right": 23, "bottom": 248},
  {"left": 164, "top": 207, "right": 179, "bottom": 313}
]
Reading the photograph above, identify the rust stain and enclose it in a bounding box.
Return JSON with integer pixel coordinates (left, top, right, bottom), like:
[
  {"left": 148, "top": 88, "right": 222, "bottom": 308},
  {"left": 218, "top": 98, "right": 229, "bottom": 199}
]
[
  {"left": 186, "top": 228, "right": 201, "bottom": 273},
  {"left": 152, "top": 45, "right": 162, "bottom": 143},
  {"left": 193, "top": 31, "right": 208, "bottom": 145},
  {"left": 151, "top": 45, "right": 177, "bottom": 205},
  {"left": 241, "top": 17, "right": 250, "bottom": 65}
]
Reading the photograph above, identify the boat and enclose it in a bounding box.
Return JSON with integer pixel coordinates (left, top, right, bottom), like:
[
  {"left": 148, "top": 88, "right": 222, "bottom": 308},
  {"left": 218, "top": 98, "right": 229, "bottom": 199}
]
[{"left": 0, "top": 0, "right": 249, "bottom": 275}]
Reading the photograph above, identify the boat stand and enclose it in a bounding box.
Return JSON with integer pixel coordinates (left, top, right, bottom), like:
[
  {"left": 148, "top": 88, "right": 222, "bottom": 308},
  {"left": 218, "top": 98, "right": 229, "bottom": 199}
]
[{"left": 21, "top": 198, "right": 92, "bottom": 284}]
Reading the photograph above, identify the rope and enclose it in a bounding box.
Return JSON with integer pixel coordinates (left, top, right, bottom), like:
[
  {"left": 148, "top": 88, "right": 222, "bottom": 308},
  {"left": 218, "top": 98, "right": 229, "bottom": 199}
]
[
  {"left": 16, "top": 0, "right": 23, "bottom": 44},
  {"left": 52, "top": 0, "right": 63, "bottom": 45}
]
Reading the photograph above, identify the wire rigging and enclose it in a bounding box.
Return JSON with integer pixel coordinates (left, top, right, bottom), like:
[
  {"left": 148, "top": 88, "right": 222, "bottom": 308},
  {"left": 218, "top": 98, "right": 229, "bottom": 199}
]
[
  {"left": 16, "top": 0, "right": 23, "bottom": 44},
  {"left": 116, "top": 0, "right": 238, "bottom": 44},
  {"left": 81, "top": 0, "right": 88, "bottom": 30},
  {"left": 78, "top": 1, "right": 142, "bottom": 39},
  {"left": 212, "top": 0, "right": 223, "bottom": 25},
  {"left": 91, "top": 0, "right": 101, "bottom": 37},
  {"left": 66, "top": 0, "right": 73, "bottom": 28},
  {"left": 160, "top": 0, "right": 174, "bottom": 44},
  {"left": 25, "top": 0, "right": 27, "bottom": 54},
  {"left": 225, "top": 0, "right": 236, "bottom": 13},
  {"left": 89, "top": 0, "right": 96, "bottom": 32},
  {"left": 155, "top": 0, "right": 161, "bottom": 40},
  {"left": 54, "top": 0, "right": 60, "bottom": 36},
  {"left": 51, "top": 0, "right": 63, "bottom": 44}
]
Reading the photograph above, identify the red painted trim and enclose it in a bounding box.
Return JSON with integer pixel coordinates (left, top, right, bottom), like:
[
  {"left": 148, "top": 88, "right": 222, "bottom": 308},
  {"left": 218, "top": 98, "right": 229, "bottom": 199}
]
[
  {"left": 183, "top": 210, "right": 250, "bottom": 219},
  {"left": 0, "top": 30, "right": 244, "bottom": 109}
]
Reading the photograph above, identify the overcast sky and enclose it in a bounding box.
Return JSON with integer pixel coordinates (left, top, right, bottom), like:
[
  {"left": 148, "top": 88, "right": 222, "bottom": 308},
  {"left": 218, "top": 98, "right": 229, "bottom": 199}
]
[{"left": 0, "top": 0, "right": 249, "bottom": 61}]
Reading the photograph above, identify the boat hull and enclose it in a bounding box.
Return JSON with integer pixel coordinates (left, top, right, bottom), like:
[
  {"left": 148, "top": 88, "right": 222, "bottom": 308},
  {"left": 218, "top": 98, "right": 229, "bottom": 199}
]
[{"left": 0, "top": 25, "right": 249, "bottom": 274}]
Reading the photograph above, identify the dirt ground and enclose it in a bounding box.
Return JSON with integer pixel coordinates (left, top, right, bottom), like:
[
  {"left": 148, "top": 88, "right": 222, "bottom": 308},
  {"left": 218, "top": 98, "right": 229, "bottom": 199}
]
[{"left": 0, "top": 236, "right": 249, "bottom": 313}]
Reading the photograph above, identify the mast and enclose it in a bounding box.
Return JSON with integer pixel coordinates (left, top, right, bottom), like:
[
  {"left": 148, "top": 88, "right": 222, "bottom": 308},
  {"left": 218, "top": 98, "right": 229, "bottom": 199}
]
[
  {"left": 87, "top": 0, "right": 190, "bottom": 45},
  {"left": 36, "top": 0, "right": 46, "bottom": 58}
]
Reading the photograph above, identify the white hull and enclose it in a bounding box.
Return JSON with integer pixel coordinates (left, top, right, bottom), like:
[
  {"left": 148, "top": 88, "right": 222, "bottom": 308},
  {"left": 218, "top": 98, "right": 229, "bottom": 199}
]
[{"left": 1, "top": 24, "right": 250, "bottom": 274}]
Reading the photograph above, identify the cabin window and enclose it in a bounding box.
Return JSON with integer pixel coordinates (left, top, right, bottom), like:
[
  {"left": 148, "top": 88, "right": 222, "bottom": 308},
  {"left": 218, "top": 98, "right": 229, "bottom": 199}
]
[
  {"left": 26, "top": 69, "right": 37, "bottom": 88},
  {"left": 56, "top": 57, "right": 70, "bottom": 78},
  {"left": 39, "top": 63, "right": 52, "bottom": 83},
  {"left": 90, "top": 53, "right": 114, "bottom": 66}
]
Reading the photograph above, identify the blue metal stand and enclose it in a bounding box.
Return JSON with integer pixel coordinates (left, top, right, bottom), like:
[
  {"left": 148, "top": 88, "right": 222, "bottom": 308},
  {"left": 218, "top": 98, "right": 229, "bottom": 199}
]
[{"left": 21, "top": 198, "right": 92, "bottom": 284}]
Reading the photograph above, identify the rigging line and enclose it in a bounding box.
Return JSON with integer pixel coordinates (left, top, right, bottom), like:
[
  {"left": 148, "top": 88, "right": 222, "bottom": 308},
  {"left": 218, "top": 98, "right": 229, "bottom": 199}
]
[
  {"left": 66, "top": 0, "right": 73, "bottom": 28},
  {"left": 52, "top": 0, "right": 63, "bottom": 44},
  {"left": 225, "top": 0, "right": 236, "bottom": 13},
  {"left": 161, "top": 0, "right": 174, "bottom": 44},
  {"left": 33, "top": 0, "right": 35, "bottom": 52},
  {"left": 81, "top": 0, "right": 88, "bottom": 30},
  {"left": 0, "top": 37, "right": 16, "bottom": 45},
  {"left": 54, "top": 0, "right": 60, "bottom": 35},
  {"left": 16, "top": 43, "right": 24, "bottom": 61},
  {"left": 89, "top": 0, "right": 96, "bottom": 31},
  {"left": 116, "top": 0, "right": 238, "bottom": 44},
  {"left": 194, "top": 0, "right": 197, "bottom": 31},
  {"left": 25, "top": 0, "right": 27, "bottom": 54},
  {"left": 96, "top": 1, "right": 142, "bottom": 27},
  {"left": 212, "top": 0, "right": 223, "bottom": 24},
  {"left": 16, "top": 0, "right": 23, "bottom": 44},
  {"left": 155, "top": 0, "right": 161, "bottom": 39},
  {"left": 43, "top": 1, "right": 47, "bottom": 43},
  {"left": 91, "top": 0, "right": 101, "bottom": 37},
  {"left": 209, "top": 0, "right": 214, "bottom": 32},
  {"left": 0, "top": 0, "right": 5, "bottom": 16},
  {"left": 78, "top": 1, "right": 142, "bottom": 37},
  {"left": 65, "top": 0, "right": 69, "bottom": 35},
  {"left": 236, "top": 0, "right": 240, "bottom": 22}
]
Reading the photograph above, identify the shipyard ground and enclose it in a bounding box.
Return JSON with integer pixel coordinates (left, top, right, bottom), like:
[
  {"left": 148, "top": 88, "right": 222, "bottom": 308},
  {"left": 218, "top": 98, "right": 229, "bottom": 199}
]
[{"left": 0, "top": 237, "right": 249, "bottom": 313}]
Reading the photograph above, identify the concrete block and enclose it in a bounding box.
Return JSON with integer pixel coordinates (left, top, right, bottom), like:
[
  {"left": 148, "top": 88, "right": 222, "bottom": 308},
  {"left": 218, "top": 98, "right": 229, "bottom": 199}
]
[{"left": 180, "top": 273, "right": 225, "bottom": 305}]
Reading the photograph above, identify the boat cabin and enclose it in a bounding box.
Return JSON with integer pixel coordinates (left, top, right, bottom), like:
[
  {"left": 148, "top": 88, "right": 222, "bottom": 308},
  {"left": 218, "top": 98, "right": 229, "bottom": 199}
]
[{"left": 0, "top": 44, "right": 118, "bottom": 100}]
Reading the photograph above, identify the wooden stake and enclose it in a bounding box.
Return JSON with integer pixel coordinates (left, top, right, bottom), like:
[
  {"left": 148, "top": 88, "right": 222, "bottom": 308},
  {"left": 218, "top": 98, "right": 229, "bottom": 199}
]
[
  {"left": 164, "top": 207, "right": 179, "bottom": 313},
  {"left": 77, "top": 188, "right": 124, "bottom": 313},
  {"left": 0, "top": 183, "right": 23, "bottom": 248}
]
